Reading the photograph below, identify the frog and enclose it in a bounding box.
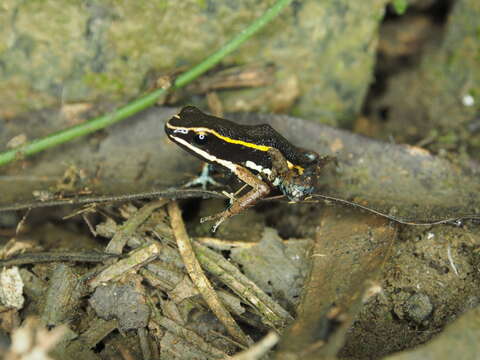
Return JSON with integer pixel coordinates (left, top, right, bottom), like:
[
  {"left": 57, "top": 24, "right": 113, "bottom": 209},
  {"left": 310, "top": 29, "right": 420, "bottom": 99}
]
[{"left": 165, "top": 106, "right": 331, "bottom": 231}]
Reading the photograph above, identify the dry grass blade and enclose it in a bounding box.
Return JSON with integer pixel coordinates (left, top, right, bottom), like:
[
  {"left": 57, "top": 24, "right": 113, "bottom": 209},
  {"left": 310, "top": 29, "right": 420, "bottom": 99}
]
[
  {"left": 88, "top": 243, "right": 161, "bottom": 288},
  {"left": 148, "top": 298, "right": 230, "bottom": 359},
  {"left": 105, "top": 199, "right": 168, "bottom": 254},
  {"left": 193, "top": 241, "right": 293, "bottom": 329},
  {"left": 167, "top": 201, "right": 252, "bottom": 347}
]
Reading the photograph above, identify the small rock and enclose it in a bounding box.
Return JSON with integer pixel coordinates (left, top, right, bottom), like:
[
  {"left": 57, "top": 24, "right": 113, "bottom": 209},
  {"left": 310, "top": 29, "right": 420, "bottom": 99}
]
[
  {"left": 90, "top": 282, "right": 150, "bottom": 330},
  {"left": 404, "top": 293, "right": 433, "bottom": 324}
]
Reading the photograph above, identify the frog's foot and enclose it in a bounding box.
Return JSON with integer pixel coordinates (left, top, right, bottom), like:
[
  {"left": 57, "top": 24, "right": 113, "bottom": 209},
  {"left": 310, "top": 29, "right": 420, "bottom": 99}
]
[
  {"left": 199, "top": 188, "right": 244, "bottom": 232},
  {"left": 184, "top": 163, "right": 220, "bottom": 190},
  {"left": 200, "top": 211, "right": 229, "bottom": 233}
]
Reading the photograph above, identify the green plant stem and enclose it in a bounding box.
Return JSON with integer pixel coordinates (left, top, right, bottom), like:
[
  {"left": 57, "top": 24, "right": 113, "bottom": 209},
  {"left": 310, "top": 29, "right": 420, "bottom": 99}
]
[{"left": 0, "top": 0, "right": 293, "bottom": 168}]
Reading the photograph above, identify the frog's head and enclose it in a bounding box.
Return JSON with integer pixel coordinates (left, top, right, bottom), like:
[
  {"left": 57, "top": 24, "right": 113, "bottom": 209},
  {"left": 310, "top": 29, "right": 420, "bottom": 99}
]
[{"left": 165, "top": 106, "right": 255, "bottom": 173}]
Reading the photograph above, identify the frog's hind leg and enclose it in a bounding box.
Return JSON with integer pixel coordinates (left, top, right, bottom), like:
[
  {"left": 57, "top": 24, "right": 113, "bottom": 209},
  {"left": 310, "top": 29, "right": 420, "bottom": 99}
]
[{"left": 200, "top": 165, "right": 270, "bottom": 232}]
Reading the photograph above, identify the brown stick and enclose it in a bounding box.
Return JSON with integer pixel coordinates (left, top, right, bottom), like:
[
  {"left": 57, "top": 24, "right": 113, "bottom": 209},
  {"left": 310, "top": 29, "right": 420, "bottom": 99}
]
[{"left": 167, "top": 201, "right": 252, "bottom": 347}]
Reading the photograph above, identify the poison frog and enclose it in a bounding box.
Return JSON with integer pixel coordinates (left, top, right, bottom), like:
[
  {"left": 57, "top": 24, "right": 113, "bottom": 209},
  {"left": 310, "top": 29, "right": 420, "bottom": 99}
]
[{"left": 165, "top": 106, "right": 331, "bottom": 231}]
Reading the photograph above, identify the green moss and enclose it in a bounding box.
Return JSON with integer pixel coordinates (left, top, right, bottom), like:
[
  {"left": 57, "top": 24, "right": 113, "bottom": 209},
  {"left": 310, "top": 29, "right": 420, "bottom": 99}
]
[
  {"left": 469, "top": 136, "right": 480, "bottom": 147},
  {"left": 391, "top": 0, "right": 408, "bottom": 15},
  {"left": 196, "top": 0, "right": 207, "bottom": 8},
  {"left": 84, "top": 72, "right": 126, "bottom": 95},
  {"left": 438, "top": 132, "right": 459, "bottom": 146},
  {"left": 1, "top": 0, "right": 389, "bottom": 125}
]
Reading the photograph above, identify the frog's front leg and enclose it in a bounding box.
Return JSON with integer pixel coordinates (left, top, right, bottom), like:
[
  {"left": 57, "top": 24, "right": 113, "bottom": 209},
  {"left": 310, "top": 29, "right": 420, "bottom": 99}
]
[
  {"left": 183, "top": 163, "right": 220, "bottom": 190},
  {"left": 266, "top": 147, "right": 291, "bottom": 183},
  {"left": 200, "top": 165, "right": 270, "bottom": 232},
  {"left": 268, "top": 148, "right": 326, "bottom": 202}
]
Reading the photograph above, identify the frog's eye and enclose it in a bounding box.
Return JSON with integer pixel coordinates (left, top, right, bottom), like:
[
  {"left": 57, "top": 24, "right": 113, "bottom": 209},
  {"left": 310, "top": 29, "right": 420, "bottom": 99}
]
[{"left": 193, "top": 132, "right": 208, "bottom": 145}]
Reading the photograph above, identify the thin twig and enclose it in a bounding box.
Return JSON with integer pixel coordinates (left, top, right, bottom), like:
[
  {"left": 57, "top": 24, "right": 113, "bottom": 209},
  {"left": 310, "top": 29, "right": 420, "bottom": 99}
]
[
  {"left": 0, "top": 188, "right": 224, "bottom": 212},
  {"left": 195, "top": 237, "right": 257, "bottom": 250},
  {"left": 167, "top": 201, "right": 252, "bottom": 347},
  {"left": 15, "top": 208, "right": 30, "bottom": 235},
  {"left": 231, "top": 332, "right": 280, "bottom": 360},
  {"left": 195, "top": 236, "right": 310, "bottom": 250},
  {"left": 310, "top": 193, "right": 480, "bottom": 226},
  {"left": 0, "top": 251, "right": 118, "bottom": 267},
  {"left": 447, "top": 243, "right": 459, "bottom": 276}
]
